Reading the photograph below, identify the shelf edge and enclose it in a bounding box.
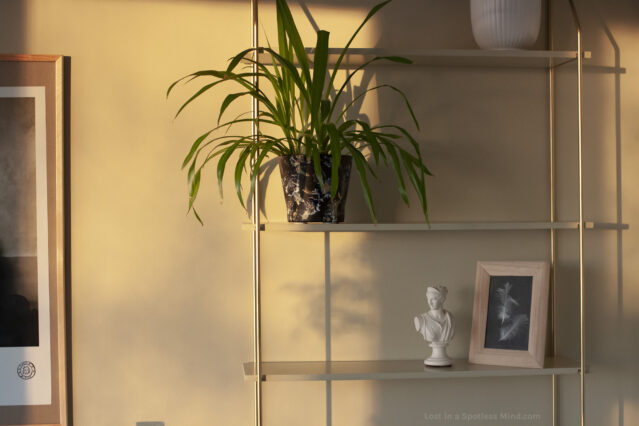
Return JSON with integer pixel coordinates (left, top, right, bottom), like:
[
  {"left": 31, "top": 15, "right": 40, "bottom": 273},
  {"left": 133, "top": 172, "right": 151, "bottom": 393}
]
[
  {"left": 243, "top": 358, "right": 580, "bottom": 382},
  {"left": 241, "top": 221, "right": 629, "bottom": 232}
]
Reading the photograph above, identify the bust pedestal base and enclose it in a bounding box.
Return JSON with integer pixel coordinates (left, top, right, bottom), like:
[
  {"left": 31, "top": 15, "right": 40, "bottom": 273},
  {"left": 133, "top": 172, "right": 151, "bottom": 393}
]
[{"left": 424, "top": 342, "right": 452, "bottom": 367}]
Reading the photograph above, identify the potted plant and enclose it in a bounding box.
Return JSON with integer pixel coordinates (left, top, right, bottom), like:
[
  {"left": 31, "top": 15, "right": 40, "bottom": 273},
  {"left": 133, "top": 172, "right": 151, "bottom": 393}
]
[{"left": 168, "top": 0, "right": 431, "bottom": 223}]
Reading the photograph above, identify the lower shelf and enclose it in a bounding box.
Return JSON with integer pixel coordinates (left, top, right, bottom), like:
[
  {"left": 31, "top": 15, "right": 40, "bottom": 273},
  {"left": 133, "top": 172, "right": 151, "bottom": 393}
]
[
  {"left": 242, "top": 221, "right": 629, "bottom": 232},
  {"left": 243, "top": 357, "right": 580, "bottom": 382}
]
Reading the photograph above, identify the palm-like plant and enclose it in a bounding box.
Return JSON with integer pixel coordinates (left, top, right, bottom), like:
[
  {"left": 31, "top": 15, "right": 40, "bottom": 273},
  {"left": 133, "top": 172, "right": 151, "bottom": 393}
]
[{"left": 168, "top": 0, "right": 431, "bottom": 223}]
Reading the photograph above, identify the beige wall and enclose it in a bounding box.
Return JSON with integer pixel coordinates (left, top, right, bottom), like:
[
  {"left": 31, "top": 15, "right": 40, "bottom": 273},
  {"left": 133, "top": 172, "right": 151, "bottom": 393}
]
[{"left": 0, "top": 0, "right": 637, "bottom": 425}]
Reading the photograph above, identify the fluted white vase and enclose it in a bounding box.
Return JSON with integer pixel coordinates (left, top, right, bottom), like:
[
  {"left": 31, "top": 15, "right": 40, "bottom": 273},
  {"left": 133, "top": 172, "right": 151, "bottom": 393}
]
[{"left": 471, "top": 0, "right": 541, "bottom": 50}]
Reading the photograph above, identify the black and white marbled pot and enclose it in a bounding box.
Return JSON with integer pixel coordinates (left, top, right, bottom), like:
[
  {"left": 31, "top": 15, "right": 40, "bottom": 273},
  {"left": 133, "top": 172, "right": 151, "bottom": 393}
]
[{"left": 278, "top": 154, "right": 352, "bottom": 223}]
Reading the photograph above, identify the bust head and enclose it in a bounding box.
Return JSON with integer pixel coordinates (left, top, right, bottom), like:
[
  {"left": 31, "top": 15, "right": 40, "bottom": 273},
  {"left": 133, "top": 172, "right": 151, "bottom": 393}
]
[{"left": 426, "top": 285, "right": 447, "bottom": 311}]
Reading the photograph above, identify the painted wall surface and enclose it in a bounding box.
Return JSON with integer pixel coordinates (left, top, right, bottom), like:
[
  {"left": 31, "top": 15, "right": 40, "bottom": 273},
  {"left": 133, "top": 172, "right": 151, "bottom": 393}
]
[{"left": 0, "top": 0, "right": 637, "bottom": 425}]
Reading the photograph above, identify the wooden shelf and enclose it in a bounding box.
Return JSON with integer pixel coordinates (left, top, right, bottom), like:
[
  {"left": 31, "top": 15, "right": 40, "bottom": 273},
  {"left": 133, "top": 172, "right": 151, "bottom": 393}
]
[
  {"left": 257, "top": 48, "right": 591, "bottom": 69},
  {"left": 242, "top": 221, "right": 628, "bottom": 232},
  {"left": 243, "top": 357, "right": 580, "bottom": 382}
]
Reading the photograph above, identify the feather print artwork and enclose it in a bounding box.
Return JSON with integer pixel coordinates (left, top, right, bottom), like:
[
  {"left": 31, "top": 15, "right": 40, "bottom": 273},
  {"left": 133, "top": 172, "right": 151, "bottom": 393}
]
[
  {"left": 499, "top": 314, "right": 529, "bottom": 341},
  {"left": 483, "top": 275, "right": 535, "bottom": 351},
  {"left": 496, "top": 282, "right": 519, "bottom": 325},
  {"left": 494, "top": 282, "right": 530, "bottom": 342}
]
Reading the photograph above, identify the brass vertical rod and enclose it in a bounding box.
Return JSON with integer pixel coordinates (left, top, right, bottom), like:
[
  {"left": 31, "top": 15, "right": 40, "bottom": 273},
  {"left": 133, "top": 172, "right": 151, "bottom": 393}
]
[
  {"left": 324, "top": 232, "right": 332, "bottom": 426},
  {"left": 251, "top": 0, "right": 262, "bottom": 425},
  {"left": 577, "top": 27, "right": 585, "bottom": 426},
  {"left": 547, "top": 0, "right": 558, "bottom": 424},
  {"left": 567, "top": 0, "right": 585, "bottom": 424}
]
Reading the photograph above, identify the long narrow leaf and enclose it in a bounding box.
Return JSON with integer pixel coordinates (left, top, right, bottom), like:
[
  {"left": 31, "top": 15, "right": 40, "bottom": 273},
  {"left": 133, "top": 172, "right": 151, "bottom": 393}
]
[
  {"left": 217, "top": 141, "right": 242, "bottom": 199},
  {"left": 227, "top": 47, "right": 256, "bottom": 73},
  {"left": 340, "top": 84, "right": 418, "bottom": 130},
  {"left": 218, "top": 92, "right": 252, "bottom": 124},
  {"left": 182, "top": 129, "right": 216, "bottom": 169},
  {"left": 312, "top": 147, "right": 324, "bottom": 188},
  {"left": 327, "top": 0, "right": 392, "bottom": 98},
  {"left": 188, "top": 170, "right": 201, "bottom": 210},
  {"left": 330, "top": 56, "right": 411, "bottom": 119},
  {"left": 234, "top": 145, "right": 253, "bottom": 208},
  {"left": 345, "top": 144, "right": 377, "bottom": 222},
  {"left": 383, "top": 143, "right": 408, "bottom": 204},
  {"left": 247, "top": 139, "right": 279, "bottom": 205},
  {"left": 326, "top": 124, "right": 342, "bottom": 198},
  {"left": 311, "top": 30, "right": 330, "bottom": 127},
  {"left": 276, "top": 0, "right": 311, "bottom": 83}
]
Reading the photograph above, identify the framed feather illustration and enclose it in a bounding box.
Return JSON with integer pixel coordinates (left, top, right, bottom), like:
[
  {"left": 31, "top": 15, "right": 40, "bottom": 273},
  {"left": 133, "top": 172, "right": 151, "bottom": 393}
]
[{"left": 469, "top": 261, "right": 550, "bottom": 368}]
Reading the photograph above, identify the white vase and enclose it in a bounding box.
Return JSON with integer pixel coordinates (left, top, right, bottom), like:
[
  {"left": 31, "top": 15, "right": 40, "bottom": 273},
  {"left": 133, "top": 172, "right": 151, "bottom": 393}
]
[{"left": 471, "top": 0, "right": 542, "bottom": 50}]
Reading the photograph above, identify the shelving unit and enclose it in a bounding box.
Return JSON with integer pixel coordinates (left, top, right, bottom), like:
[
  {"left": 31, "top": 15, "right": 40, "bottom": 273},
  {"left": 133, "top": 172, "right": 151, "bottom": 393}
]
[{"left": 245, "top": 0, "right": 627, "bottom": 425}]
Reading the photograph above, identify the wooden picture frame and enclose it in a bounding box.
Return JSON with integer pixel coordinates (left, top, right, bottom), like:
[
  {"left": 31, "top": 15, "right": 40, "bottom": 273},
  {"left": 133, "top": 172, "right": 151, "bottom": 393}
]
[
  {"left": 0, "top": 55, "right": 67, "bottom": 426},
  {"left": 469, "top": 261, "right": 549, "bottom": 369}
]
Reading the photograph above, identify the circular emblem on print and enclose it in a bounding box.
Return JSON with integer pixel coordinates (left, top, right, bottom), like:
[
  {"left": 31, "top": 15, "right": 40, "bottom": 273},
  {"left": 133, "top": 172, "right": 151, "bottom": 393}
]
[{"left": 17, "top": 361, "right": 36, "bottom": 380}]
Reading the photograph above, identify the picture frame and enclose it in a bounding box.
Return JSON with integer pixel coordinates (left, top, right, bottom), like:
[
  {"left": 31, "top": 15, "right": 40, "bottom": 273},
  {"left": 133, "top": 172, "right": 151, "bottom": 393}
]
[
  {"left": 469, "top": 261, "right": 550, "bottom": 369},
  {"left": 0, "top": 55, "right": 68, "bottom": 426}
]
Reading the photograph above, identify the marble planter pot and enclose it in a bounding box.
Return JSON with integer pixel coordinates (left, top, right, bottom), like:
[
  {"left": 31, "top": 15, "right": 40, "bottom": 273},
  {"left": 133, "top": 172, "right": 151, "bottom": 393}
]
[
  {"left": 279, "top": 154, "right": 352, "bottom": 223},
  {"left": 471, "top": 0, "right": 541, "bottom": 49}
]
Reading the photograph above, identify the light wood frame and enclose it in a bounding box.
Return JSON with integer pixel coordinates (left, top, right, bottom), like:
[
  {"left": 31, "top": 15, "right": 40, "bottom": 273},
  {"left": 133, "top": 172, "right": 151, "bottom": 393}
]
[
  {"left": 469, "top": 261, "right": 550, "bottom": 369},
  {"left": 0, "top": 55, "right": 67, "bottom": 426}
]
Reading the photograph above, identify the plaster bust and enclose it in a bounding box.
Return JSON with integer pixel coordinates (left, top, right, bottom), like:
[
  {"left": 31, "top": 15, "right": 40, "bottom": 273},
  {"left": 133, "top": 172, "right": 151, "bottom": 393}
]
[
  {"left": 414, "top": 285, "right": 455, "bottom": 367},
  {"left": 414, "top": 286, "right": 455, "bottom": 343}
]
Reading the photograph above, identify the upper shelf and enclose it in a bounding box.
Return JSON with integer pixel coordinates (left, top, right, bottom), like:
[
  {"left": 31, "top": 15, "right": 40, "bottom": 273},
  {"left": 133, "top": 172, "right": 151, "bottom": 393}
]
[
  {"left": 243, "top": 357, "right": 580, "bottom": 382},
  {"left": 242, "top": 221, "right": 629, "bottom": 233},
  {"left": 257, "top": 48, "right": 591, "bottom": 69}
]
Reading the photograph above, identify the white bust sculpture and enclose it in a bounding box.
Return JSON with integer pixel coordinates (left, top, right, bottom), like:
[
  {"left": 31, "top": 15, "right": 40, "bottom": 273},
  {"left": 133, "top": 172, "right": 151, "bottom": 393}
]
[{"left": 414, "top": 285, "right": 455, "bottom": 366}]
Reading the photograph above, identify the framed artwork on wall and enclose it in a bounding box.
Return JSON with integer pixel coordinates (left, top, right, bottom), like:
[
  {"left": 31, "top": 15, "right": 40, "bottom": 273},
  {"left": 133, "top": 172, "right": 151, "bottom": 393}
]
[
  {"left": 469, "top": 261, "right": 550, "bottom": 369},
  {"left": 0, "top": 55, "right": 68, "bottom": 426}
]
